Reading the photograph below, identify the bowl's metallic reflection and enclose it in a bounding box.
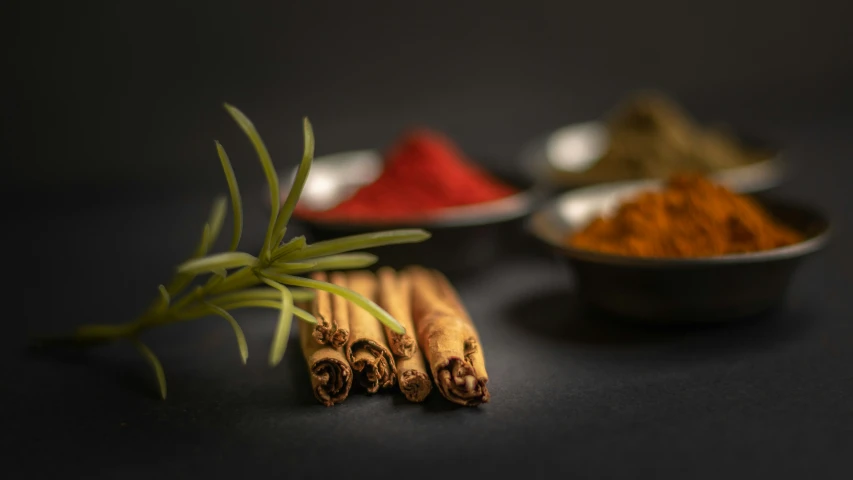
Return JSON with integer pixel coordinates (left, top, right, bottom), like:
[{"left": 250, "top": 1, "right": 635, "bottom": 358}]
[
  {"left": 527, "top": 182, "right": 831, "bottom": 322},
  {"left": 288, "top": 149, "right": 383, "bottom": 212}
]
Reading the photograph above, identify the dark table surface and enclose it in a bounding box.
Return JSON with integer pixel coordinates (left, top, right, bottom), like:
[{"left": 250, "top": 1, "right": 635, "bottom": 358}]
[{"left": 5, "top": 115, "right": 852, "bottom": 479}]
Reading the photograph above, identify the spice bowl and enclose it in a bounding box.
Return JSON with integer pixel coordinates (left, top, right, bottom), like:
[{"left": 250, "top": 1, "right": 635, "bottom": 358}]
[
  {"left": 275, "top": 149, "right": 548, "bottom": 276},
  {"left": 519, "top": 121, "right": 785, "bottom": 193},
  {"left": 518, "top": 90, "right": 787, "bottom": 195},
  {"left": 527, "top": 181, "right": 831, "bottom": 323}
]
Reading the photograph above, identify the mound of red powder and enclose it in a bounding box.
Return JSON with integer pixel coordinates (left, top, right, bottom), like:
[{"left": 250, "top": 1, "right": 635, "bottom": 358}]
[{"left": 295, "top": 129, "right": 518, "bottom": 222}]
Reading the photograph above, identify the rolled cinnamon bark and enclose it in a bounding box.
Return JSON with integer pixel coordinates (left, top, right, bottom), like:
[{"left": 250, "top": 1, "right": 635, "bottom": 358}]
[
  {"left": 345, "top": 271, "right": 397, "bottom": 393},
  {"left": 328, "top": 271, "right": 351, "bottom": 348},
  {"left": 310, "top": 271, "right": 349, "bottom": 348},
  {"left": 298, "top": 312, "right": 352, "bottom": 406},
  {"left": 376, "top": 268, "right": 432, "bottom": 402},
  {"left": 377, "top": 267, "right": 417, "bottom": 358},
  {"left": 407, "top": 266, "right": 490, "bottom": 406},
  {"left": 396, "top": 350, "right": 432, "bottom": 403}
]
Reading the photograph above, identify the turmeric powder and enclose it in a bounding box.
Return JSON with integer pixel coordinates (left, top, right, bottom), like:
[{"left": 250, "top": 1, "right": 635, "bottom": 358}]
[{"left": 568, "top": 174, "right": 802, "bottom": 258}]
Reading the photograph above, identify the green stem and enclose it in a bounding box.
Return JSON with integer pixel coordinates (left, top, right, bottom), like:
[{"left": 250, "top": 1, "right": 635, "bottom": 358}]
[
  {"left": 207, "top": 267, "right": 261, "bottom": 295},
  {"left": 75, "top": 322, "right": 141, "bottom": 340}
]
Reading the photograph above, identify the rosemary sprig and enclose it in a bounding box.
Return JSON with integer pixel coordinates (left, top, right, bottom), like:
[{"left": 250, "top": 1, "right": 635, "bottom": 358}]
[{"left": 37, "top": 104, "right": 431, "bottom": 399}]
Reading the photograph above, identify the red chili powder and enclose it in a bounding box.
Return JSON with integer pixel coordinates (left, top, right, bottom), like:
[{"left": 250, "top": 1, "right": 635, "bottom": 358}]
[{"left": 296, "top": 129, "right": 518, "bottom": 222}]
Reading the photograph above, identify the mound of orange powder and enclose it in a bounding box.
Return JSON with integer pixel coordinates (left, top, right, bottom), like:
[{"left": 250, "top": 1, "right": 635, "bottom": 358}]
[{"left": 568, "top": 174, "right": 803, "bottom": 258}]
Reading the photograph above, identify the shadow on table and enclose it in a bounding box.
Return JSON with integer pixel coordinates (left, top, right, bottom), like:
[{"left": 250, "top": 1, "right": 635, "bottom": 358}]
[
  {"left": 389, "top": 389, "right": 484, "bottom": 413},
  {"left": 280, "top": 345, "right": 330, "bottom": 408},
  {"left": 506, "top": 288, "right": 816, "bottom": 351},
  {"left": 28, "top": 345, "right": 162, "bottom": 400},
  {"left": 26, "top": 336, "right": 322, "bottom": 409}
]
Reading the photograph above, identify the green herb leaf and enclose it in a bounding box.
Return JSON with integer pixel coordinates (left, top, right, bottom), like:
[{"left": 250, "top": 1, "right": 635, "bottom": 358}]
[
  {"left": 223, "top": 103, "right": 279, "bottom": 257},
  {"left": 203, "top": 268, "right": 227, "bottom": 289},
  {"left": 164, "top": 190, "right": 228, "bottom": 296},
  {"left": 155, "top": 285, "right": 170, "bottom": 313},
  {"left": 189, "top": 300, "right": 315, "bottom": 326},
  {"left": 263, "top": 272, "right": 405, "bottom": 334},
  {"left": 271, "top": 235, "right": 306, "bottom": 261},
  {"left": 261, "top": 278, "right": 294, "bottom": 366},
  {"left": 132, "top": 340, "right": 167, "bottom": 400},
  {"left": 207, "top": 287, "right": 313, "bottom": 306},
  {"left": 293, "top": 306, "right": 318, "bottom": 324},
  {"left": 196, "top": 195, "right": 229, "bottom": 260},
  {"left": 282, "top": 229, "right": 431, "bottom": 261},
  {"left": 215, "top": 142, "right": 243, "bottom": 251},
  {"left": 174, "top": 286, "right": 315, "bottom": 320},
  {"left": 267, "top": 261, "right": 317, "bottom": 273},
  {"left": 75, "top": 323, "right": 138, "bottom": 340},
  {"left": 272, "top": 253, "right": 377, "bottom": 274},
  {"left": 272, "top": 118, "right": 314, "bottom": 246},
  {"left": 205, "top": 266, "right": 259, "bottom": 295},
  {"left": 177, "top": 252, "right": 258, "bottom": 275},
  {"left": 285, "top": 287, "right": 316, "bottom": 303},
  {"left": 208, "top": 196, "right": 228, "bottom": 246},
  {"left": 205, "top": 302, "right": 249, "bottom": 364},
  {"left": 166, "top": 223, "right": 212, "bottom": 296},
  {"left": 215, "top": 299, "right": 284, "bottom": 310},
  {"left": 195, "top": 224, "right": 213, "bottom": 257}
]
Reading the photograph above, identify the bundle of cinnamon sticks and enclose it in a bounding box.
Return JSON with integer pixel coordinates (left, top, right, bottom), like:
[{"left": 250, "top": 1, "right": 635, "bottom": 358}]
[{"left": 297, "top": 266, "right": 490, "bottom": 407}]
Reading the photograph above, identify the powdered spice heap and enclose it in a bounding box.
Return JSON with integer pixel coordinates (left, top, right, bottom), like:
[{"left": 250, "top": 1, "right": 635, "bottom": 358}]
[
  {"left": 568, "top": 174, "right": 803, "bottom": 258},
  {"left": 565, "top": 92, "right": 767, "bottom": 183},
  {"left": 297, "top": 129, "right": 518, "bottom": 222}
]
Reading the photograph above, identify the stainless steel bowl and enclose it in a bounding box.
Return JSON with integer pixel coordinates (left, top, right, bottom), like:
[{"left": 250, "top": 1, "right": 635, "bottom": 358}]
[
  {"left": 275, "top": 150, "right": 547, "bottom": 275},
  {"left": 519, "top": 121, "right": 785, "bottom": 193},
  {"left": 527, "top": 181, "right": 831, "bottom": 322}
]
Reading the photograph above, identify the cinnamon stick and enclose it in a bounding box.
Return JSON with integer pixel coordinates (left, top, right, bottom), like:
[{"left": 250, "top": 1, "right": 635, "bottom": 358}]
[
  {"left": 407, "top": 266, "right": 490, "bottom": 406},
  {"left": 328, "top": 271, "right": 351, "bottom": 347},
  {"left": 298, "top": 311, "right": 352, "bottom": 406},
  {"left": 377, "top": 267, "right": 417, "bottom": 358},
  {"left": 345, "top": 271, "right": 397, "bottom": 393},
  {"left": 376, "top": 268, "right": 432, "bottom": 402},
  {"left": 310, "top": 271, "right": 349, "bottom": 348}
]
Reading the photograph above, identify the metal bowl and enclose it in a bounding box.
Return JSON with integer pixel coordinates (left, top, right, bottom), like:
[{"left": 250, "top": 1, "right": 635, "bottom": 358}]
[
  {"left": 276, "top": 150, "right": 547, "bottom": 276},
  {"left": 526, "top": 181, "right": 831, "bottom": 323},
  {"left": 519, "top": 121, "right": 785, "bottom": 193}
]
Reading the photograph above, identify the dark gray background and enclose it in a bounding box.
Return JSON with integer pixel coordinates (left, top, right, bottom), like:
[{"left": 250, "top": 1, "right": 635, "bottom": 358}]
[
  {"left": 7, "top": 0, "right": 852, "bottom": 192},
  {"left": 5, "top": 0, "right": 853, "bottom": 478}
]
